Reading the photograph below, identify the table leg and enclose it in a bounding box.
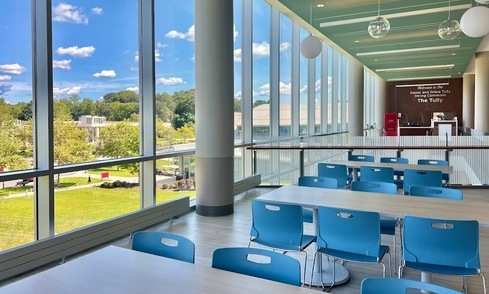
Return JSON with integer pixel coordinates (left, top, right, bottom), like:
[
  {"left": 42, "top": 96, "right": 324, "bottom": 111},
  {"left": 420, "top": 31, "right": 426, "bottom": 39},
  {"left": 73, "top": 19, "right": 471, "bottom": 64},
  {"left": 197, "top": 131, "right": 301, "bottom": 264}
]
[{"left": 305, "top": 208, "right": 350, "bottom": 287}]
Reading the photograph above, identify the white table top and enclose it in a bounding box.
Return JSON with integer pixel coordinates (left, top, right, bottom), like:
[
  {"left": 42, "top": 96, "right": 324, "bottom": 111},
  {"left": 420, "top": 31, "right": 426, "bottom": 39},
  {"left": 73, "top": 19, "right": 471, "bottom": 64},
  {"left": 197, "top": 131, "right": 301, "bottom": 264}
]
[
  {"left": 0, "top": 246, "right": 316, "bottom": 294},
  {"left": 257, "top": 185, "right": 489, "bottom": 227},
  {"left": 326, "top": 160, "right": 452, "bottom": 173}
]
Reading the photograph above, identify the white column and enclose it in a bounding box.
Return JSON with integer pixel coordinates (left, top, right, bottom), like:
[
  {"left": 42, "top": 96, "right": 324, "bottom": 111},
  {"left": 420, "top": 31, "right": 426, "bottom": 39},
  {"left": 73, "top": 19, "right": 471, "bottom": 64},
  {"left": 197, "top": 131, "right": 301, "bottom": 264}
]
[
  {"left": 376, "top": 77, "right": 387, "bottom": 136},
  {"left": 195, "top": 0, "right": 234, "bottom": 216},
  {"left": 348, "top": 59, "right": 364, "bottom": 136},
  {"left": 463, "top": 73, "right": 475, "bottom": 131},
  {"left": 475, "top": 52, "right": 489, "bottom": 134}
]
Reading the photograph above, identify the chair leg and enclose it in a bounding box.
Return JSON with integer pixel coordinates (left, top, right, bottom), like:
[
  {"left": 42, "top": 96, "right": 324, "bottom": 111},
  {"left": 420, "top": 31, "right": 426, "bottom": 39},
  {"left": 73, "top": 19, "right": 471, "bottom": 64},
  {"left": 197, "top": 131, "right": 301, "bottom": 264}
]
[
  {"left": 386, "top": 252, "right": 392, "bottom": 278},
  {"left": 462, "top": 276, "right": 468, "bottom": 294},
  {"left": 381, "top": 262, "right": 386, "bottom": 278},
  {"left": 311, "top": 251, "right": 317, "bottom": 287},
  {"left": 398, "top": 265, "right": 404, "bottom": 279},
  {"left": 393, "top": 234, "right": 397, "bottom": 276},
  {"left": 326, "top": 258, "right": 336, "bottom": 293},
  {"left": 481, "top": 273, "right": 487, "bottom": 294},
  {"left": 301, "top": 250, "right": 308, "bottom": 286}
]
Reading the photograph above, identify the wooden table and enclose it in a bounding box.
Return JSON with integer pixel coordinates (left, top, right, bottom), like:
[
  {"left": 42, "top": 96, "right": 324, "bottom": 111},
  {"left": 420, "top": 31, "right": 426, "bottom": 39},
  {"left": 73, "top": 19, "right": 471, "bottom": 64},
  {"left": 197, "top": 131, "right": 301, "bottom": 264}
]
[{"left": 0, "top": 246, "right": 316, "bottom": 294}]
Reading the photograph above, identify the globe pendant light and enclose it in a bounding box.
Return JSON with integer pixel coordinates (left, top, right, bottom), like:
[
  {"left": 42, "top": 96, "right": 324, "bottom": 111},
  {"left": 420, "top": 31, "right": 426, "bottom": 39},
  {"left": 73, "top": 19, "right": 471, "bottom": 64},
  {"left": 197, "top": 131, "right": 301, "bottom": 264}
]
[
  {"left": 368, "top": 0, "right": 390, "bottom": 39},
  {"left": 460, "top": 5, "right": 489, "bottom": 38},
  {"left": 438, "top": 0, "right": 461, "bottom": 40},
  {"left": 301, "top": 2, "right": 322, "bottom": 59}
]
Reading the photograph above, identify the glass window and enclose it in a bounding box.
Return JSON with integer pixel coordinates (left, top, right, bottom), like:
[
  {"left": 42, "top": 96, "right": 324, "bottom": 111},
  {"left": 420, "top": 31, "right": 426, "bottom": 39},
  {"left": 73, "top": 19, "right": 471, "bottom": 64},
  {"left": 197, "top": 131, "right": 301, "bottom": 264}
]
[
  {"left": 279, "top": 14, "right": 292, "bottom": 137},
  {"left": 315, "top": 53, "right": 321, "bottom": 134},
  {"left": 155, "top": 0, "right": 195, "bottom": 150},
  {"left": 54, "top": 166, "right": 140, "bottom": 234},
  {"left": 156, "top": 158, "right": 196, "bottom": 205},
  {"left": 234, "top": 0, "right": 242, "bottom": 143},
  {"left": 52, "top": 0, "right": 139, "bottom": 165},
  {"left": 0, "top": 0, "right": 34, "bottom": 251},
  {"left": 327, "top": 48, "right": 333, "bottom": 131},
  {"left": 252, "top": 0, "right": 271, "bottom": 141},
  {"left": 299, "top": 28, "right": 308, "bottom": 136}
]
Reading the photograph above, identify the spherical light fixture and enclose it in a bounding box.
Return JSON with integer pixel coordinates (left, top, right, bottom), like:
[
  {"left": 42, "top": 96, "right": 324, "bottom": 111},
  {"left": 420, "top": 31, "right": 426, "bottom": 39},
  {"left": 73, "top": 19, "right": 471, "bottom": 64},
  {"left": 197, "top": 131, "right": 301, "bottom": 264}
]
[
  {"left": 475, "top": 0, "right": 489, "bottom": 4},
  {"left": 301, "top": 34, "right": 322, "bottom": 59},
  {"left": 368, "top": 16, "right": 391, "bottom": 39},
  {"left": 438, "top": 19, "right": 461, "bottom": 40},
  {"left": 368, "top": 0, "right": 390, "bottom": 39},
  {"left": 460, "top": 6, "right": 489, "bottom": 38}
]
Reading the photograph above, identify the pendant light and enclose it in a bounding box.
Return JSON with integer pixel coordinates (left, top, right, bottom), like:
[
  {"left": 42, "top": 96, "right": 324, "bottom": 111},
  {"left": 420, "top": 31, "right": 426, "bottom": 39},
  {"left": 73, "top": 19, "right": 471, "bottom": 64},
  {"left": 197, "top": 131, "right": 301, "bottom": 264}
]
[
  {"left": 460, "top": 2, "right": 489, "bottom": 38},
  {"left": 301, "top": 2, "right": 322, "bottom": 59},
  {"left": 368, "top": 0, "right": 390, "bottom": 39},
  {"left": 438, "top": 0, "right": 461, "bottom": 40}
]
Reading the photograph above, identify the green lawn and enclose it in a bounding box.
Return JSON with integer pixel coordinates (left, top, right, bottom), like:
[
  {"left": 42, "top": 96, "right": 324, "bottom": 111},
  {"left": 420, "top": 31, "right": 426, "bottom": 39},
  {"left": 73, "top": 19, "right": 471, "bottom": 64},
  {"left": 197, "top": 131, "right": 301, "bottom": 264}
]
[
  {"left": 0, "top": 177, "right": 102, "bottom": 198},
  {"left": 0, "top": 185, "right": 195, "bottom": 251},
  {"left": 88, "top": 167, "right": 138, "bottom": 178}
]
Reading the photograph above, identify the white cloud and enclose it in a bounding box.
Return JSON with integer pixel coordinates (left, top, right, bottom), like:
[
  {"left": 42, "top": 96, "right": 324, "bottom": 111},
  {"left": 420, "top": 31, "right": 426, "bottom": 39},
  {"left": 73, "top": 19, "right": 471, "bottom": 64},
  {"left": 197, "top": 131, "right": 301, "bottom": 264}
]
[
  {"left": 53, "top": 59, "right": 72, "bottom": 70},
  {"left": 53, "top": 3, "right": 88, "bottom": 24},
  {"left": 126, "top": 86, "right": 139, "bottom": 92},
  {"left": 57, "top": 46, "right": 95, "bottom": 58},
  {"left": 134, "top": 49, "right": 162, "bottom": 63},
  {"left": 280, "top": 42, "right": 291, "bottom": 51},
  {"left": 257, "top": 82, "right": 291, "bottom": 97},
  {"left": 253, "top": 42, "right": 270, "bottom": 57},
  {"left": 53, "top": 86, "right": 81, "bottom": 98},
  {"left": 234, "top": 48, "right": 242, "bottom": 63},
  {"left": 0, "top": 75, "right": 12, "bottom": 81},
  {"left": 0, "top": 64, "right": 25, "bottom": 75},
  {"left": 91, "top": 6, "right": 103, "bottom": 15},
  {"left": 157, "top": 77, "right": 184, "bottom": 86},
  {"left": 165, "top": 25, "right": 195, "bottom": 42},
  {"left": 93, "top": 70, "right": 117, "bottom": 78}
]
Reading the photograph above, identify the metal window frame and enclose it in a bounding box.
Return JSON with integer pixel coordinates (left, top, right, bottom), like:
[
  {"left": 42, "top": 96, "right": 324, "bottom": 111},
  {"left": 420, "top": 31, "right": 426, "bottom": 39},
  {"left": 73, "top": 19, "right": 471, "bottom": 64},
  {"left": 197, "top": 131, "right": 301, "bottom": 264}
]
[
  {"left": 291, "top": 21, "right": 300, "bottom": 137},
  {"left": 320, "top": 45, "right": 329, "bottom": 134}
]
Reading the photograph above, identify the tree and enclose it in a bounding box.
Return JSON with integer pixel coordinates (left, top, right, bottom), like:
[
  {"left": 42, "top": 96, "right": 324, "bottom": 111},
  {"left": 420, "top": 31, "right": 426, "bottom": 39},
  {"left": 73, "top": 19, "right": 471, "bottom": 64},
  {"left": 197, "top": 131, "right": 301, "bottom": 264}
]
[
  {"left": 171, "top": 90, "right": 195, "bottom": 129},
  {"left": 0, "top": 120, "right": 29, "bottom": 171},
  {"left": 54, "top": 104, "right": 94, "bottom": 181},
  {"left": 103, "top": 90, "right": 139, "bottom": 103},
  {"left": 97, "top": 121, "right": 139, "bottom": 173},
  {"left": 234, "top": 98, "right": 241, "bottom": 112}
]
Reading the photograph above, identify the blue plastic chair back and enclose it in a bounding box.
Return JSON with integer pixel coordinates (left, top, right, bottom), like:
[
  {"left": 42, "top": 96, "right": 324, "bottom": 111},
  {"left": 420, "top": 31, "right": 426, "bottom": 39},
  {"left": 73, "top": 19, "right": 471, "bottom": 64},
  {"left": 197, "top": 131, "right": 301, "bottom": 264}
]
[
  {"left": 403, "top": 169, "right": 443, "bottom": 194},
  {"left": 349, "top": 154, "right": 375, "bottom": 162},
  {"left": 318, "top": 163, "right": 348, "bottom": 187},
  {"left": 410, "top": 185, "right": 463, "bottom": 200},
  {"left": 418, "top": 159, "right": 449, "bottom": 166},
  {"left": 361, "top": 278, "right": 462, "bottom": 294},
  {"left": 212, "top": 247, "right": 301, "bottom": 286},
  {"left": 132, "top": 231, "right": 195, "bottom": 263},
  {"left": 251, "top": 200, "right": 304, "bottom": 250},
  {"left": 298, "top": 176, "right": 339, "bottom": 189},
  {"left": 402, "top": 216, "right": 480, "bottom": 270},
  {"left": 359, "top": 166, "right": 395, "bottom": 183},
  {"left": 317, "top": 207, "right": 381, "bottom": 258},
  {"left": 351, "top": 181, "right": 398, "bottom": 195},
  {"left": 380, "top": 157, "right": 409, "bottom": 164}
]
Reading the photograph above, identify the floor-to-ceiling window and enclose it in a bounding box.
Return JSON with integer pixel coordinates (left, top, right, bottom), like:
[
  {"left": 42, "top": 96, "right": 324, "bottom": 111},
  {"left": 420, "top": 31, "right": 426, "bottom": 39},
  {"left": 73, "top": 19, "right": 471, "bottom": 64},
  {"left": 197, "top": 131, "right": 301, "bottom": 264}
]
[
  {"left": 252, "top": 0, "right": 271, "bottom": 141},
  {"left": 279, "top": 14, "right": 292, "bottom": 137},
  {"left": 299, "top": 28, "right": 308, "bottom": 136},
  {"left": 315, "top": 54, "right": 321, "bottom": 134}
]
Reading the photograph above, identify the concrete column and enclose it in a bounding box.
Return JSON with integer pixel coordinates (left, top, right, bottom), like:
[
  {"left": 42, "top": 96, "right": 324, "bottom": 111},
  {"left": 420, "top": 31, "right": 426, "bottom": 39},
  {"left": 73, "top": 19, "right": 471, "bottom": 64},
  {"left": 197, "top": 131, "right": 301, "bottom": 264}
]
[
  {"left": 195, "top": 0, "right": 234, "bottom": 216},
  {"left": 463, "top": 73, "right": 475, "bottom": 130},
  {"left": 375, "top": 78, "right": 387, "bottom": 136},
  {"left": 348, "top": 59, "right": 364, "bottom": 136},
  {"left": 475, "top": 52, "right": 489, "bottom": 134}
]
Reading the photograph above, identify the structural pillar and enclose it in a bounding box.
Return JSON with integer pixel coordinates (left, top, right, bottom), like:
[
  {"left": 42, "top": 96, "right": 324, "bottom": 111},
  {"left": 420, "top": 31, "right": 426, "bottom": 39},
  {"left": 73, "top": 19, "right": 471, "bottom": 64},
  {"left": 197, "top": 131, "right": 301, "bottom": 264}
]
[
  {"left": 463, "top": 73, "right": 475, "bottom": 131},
  {"left": 375, "top": 77, "right": 387, "bottom": 136},
  {"left": 348, "top": 59, "right": 364, "bottom": 136},
  {"left": 195, "top": 0, "right": 234, "bottom": 216},
  {"left": 475, "top": 52, "right": 489, "bottom": 134}
]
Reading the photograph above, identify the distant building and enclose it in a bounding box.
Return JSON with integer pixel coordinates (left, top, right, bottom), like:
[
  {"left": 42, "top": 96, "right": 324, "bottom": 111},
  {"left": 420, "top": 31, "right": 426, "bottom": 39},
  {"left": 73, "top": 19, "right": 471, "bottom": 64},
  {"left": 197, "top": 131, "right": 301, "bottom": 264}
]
[{"left": 78, "top": 115, "right": 107, "bottom": 143}]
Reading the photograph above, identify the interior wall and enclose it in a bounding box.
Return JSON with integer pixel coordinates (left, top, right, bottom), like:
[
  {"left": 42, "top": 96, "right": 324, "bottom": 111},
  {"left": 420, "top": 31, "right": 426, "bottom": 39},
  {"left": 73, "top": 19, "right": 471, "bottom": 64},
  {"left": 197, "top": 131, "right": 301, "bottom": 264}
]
[{"left": 386, "top": 78, "right": 463, "bottom": 126}]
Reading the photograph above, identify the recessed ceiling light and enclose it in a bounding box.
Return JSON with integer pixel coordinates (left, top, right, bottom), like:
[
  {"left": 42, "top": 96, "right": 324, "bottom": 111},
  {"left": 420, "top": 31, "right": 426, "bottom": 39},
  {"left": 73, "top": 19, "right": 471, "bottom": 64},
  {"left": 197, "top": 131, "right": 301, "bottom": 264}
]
[
  {"left": 387, "top": 75, "right": 452, "bottom": 81},
  {"left": 451, "top": 53, "right": 457, "bottom": 56},
  {"left": 354, "top": 40, "right": 360, "bottom": 43},
  {"left": 357, "top": 45, "right": 460, "bottom": 56},
  {"left": 317, "top": 4, "right": 325, "bottom": 8},
  {"left": 376, "top": 64, "right": 455, "bottom": 72}
]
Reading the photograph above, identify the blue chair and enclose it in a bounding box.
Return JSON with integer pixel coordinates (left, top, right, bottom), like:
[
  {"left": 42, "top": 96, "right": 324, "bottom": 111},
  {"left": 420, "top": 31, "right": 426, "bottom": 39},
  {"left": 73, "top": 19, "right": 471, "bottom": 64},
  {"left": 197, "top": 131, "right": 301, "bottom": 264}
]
[
  {"left": 250, "top": 200, "right": 315, "bottom": 282},
  {"left": 361, "top": 278, "right": 462, "bottom": 294},
  {"left": 212, "top": 247, "right": 301, "bottom": 286},
  {"left": 359, "top": 167, "right": 395, "bottom": 183},
  {"left": 349, "top": 154, "right": 375, "bottom": 180},
  {"left": 351, "top": 181, "right": 398, "bottom": 272},
  {"left": 313, "top": 207, "right": 390, "bottom": 290},
  {"left": 318, "top": 163, "right": 349, "bottom": 187},
  {"left": 381, "top": 157, "right": 409, "bottom": 188},
  {"left": 401, "top": 216, "right": 486, "bottom": 294},
  {"left": 298, "top": 176, "right": 339, "bottom": 223},
  {"left": 403, "top": 169, "right": 443, "bottom": 194},
  {"left": 410, "top": 185, "right": 463, "bottom": 201},
  {"left": 418, "top": 159, "right": 450, "bottom": 182},
  {"left": 132, "top": 231, "right": 195, "bottom": 263}
]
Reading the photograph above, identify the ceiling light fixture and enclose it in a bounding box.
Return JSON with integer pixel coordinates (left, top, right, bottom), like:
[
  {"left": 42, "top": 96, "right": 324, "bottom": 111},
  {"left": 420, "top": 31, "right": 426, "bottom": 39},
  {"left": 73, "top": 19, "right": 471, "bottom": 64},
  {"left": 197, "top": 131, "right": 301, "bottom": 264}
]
[
  {"left": 376, "top": 64, "right": 455, "bottom": 72},
  {"left": 368, "top": 0, "right": 390, "bottom": 39},
  {"left": 356, "top": 44, "right": 460, "bottom": 56},
  {"left": 301, "top": 1, "right": 322, "bottom": 59},
  {"left": 387, "top": 75, "right": 452, "bottom": 82},
  {"left": 461, "top": 5, "right": 489, "bottom": 38},
  {"left": 438, "top": 0, "right": 461, "bottom": 40}
]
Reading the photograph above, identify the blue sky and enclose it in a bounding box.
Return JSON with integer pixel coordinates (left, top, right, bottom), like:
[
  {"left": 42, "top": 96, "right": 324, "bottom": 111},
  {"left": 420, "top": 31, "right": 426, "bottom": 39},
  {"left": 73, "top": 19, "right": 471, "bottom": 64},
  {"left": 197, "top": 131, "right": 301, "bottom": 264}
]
[{"left": 0, "top": 0, "right": 285, "bottom": 104}]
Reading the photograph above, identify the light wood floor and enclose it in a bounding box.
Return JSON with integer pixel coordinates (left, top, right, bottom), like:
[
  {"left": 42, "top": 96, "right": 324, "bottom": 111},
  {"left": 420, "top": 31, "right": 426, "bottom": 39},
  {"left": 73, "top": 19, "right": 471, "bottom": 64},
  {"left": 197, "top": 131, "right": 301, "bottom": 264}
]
[{"left": 110, "top": 188, "right": 489, "bottom": 294}]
